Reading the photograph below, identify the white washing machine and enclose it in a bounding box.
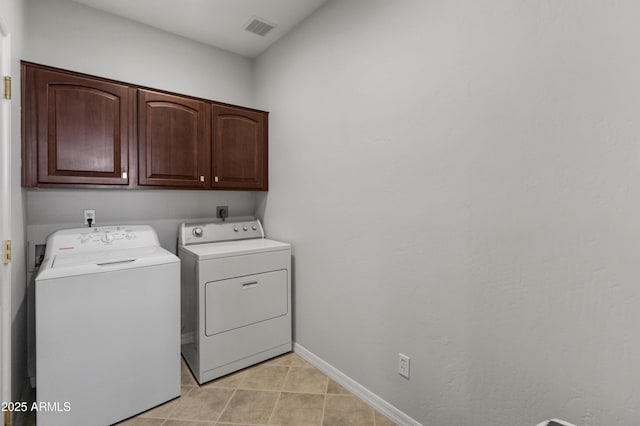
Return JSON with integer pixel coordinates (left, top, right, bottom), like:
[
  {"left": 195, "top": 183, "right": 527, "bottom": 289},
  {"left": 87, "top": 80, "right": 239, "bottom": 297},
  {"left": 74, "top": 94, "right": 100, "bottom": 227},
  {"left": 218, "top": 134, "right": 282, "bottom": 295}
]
[
  {"left": 179, "top": 220, "right": 291, "bottom": 384},
  {"left": 36, "top": 225, "right": 180, "bottom": 426}
]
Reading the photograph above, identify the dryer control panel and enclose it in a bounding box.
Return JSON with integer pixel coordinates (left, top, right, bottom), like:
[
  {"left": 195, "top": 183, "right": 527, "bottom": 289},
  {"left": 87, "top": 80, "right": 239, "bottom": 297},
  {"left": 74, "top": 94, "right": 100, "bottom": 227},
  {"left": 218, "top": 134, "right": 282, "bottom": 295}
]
[{"left": 180, "top": 220, "right": 264, "bottom": 246}]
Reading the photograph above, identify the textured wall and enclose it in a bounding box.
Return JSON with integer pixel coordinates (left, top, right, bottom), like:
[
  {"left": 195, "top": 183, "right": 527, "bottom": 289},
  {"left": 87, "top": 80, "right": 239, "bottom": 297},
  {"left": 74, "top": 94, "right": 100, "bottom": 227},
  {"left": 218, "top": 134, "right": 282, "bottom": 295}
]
[{"left": 254, "top": 1, "right": 640, "bottom": 425}]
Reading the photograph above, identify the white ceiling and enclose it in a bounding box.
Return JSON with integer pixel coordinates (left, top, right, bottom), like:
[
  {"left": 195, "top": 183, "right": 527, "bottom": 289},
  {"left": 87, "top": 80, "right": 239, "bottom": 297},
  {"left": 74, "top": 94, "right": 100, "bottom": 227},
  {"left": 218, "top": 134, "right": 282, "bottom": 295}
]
[{"left": 71, "top": 0, "right": 328, "bottom": 58}]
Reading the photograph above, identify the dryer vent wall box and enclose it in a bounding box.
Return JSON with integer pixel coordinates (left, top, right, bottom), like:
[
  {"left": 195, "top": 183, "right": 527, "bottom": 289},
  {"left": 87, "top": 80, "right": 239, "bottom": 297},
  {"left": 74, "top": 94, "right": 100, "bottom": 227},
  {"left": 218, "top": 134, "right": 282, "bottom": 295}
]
[
  {"left": 35, "top": 225, "right": 180, "bottom": 426},
  {"left": 179, "top": 220, "right": 292, "bottom": 384}
]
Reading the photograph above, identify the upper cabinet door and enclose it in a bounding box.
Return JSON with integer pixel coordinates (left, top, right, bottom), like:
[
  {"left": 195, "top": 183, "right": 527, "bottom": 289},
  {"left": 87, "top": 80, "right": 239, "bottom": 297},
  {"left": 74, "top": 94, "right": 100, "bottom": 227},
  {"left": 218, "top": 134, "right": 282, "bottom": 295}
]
[
  {"left": 211, "top": 104, "right": 268, "bottom": 191},
  {"left": 24, "top": 67, "right": 131, "bottom": 186},
  {"left": 138, "top": 89, "right": 211, "bottom": 188}
]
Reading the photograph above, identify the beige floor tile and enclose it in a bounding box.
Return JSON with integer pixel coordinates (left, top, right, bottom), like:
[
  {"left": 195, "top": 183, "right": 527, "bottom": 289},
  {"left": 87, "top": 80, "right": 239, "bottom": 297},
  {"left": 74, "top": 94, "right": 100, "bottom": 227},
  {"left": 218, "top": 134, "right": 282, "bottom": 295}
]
[
  {"left": 327, "top": 379, "right": 350, "bottom": 395},
  {"left": 217, "top": 424, "right": 259, "bottom": 426},
  {"left": 269, "top": 392, "right": 325, "bottom": 426},
  {"left": 264, "top": 352, "right": 295, "bottom": 366},
  {"left": 181, "top": 358, "right": 198, "bottom": 386},
  {"left": 323, "top": 394, "right": 375, "bottom": 426},
  {"left": 289, "top": 353, "right": 312, "bottom": 368},
  {"left": 168, "top": 387, "right": 234, "bottom": 421},
  {"left": 201, "top": 368, "right": 248, "bottom": 389},
  {"left": 117, "top": 417, "right": 165, "bottom": 425},
  {"left": 140, "top": 385, "right": 193, "bottom": 419},
  {"left": 282, "top": 366, "right": 328, "bottom": 394},
  {"left": 65, "top": 354, "right": 390, "bottom": 426},
  {"left": 239, "top": 364, "right": 290, "bottom": 391},
  {"left": 374, "top": 411, "right": 399, "bottom": 426},
  {"left": 218, "top": 389, "right": 279, "bottom": 424},
  {"left": 266, "top": 351, "right": 311, "bottom": 368},
  {"left": 164, "top": 421, "right": 216, "bottom": 426}
]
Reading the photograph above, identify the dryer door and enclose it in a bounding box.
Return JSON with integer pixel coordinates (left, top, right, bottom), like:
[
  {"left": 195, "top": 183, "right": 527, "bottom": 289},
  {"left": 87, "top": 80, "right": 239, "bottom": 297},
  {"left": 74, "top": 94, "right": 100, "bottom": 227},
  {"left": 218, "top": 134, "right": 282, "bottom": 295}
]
[{"left": 204, "top": 269, "right": 288, "bottom": 336}]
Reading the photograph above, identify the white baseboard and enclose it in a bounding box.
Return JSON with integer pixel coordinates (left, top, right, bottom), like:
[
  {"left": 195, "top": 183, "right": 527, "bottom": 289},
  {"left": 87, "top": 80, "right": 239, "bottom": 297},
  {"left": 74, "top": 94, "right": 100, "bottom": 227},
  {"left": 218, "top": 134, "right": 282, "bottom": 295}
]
[{"left": 293, "top": 342, "right": 422, "bottom": 426}]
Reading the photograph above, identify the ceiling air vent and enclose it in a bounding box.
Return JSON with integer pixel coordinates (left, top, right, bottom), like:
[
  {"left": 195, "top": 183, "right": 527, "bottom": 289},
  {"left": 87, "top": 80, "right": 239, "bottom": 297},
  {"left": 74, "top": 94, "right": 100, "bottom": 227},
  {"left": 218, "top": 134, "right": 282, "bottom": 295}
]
[{"left": 244, "top": 17, "right": 276, "bottom": 37}]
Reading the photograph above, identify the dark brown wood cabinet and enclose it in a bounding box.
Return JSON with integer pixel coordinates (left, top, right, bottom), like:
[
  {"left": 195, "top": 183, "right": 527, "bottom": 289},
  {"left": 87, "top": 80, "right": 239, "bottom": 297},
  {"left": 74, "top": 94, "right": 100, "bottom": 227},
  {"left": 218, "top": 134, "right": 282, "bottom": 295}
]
[
  {"left": 138, "top": 89, "right": 211, "bottom": 188},
  {"left": 212, "top": 104, "right": 268, "bottom": 190},
  {"left": 22, "top": 65, "right": 132, "bottom": 187},
  {"left": 22, "top": 62, "right": 268, "bottom": 191}
]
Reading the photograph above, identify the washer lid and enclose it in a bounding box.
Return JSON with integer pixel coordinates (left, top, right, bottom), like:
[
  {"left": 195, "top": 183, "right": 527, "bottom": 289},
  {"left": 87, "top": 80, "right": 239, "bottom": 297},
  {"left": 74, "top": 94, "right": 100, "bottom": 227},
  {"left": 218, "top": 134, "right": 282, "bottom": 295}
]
[
  {"left": 181, "top": 238, "right": 290, "bottom": 260},
  {"left": 37, "top": 246, "right": 178, "bottom": 280}
]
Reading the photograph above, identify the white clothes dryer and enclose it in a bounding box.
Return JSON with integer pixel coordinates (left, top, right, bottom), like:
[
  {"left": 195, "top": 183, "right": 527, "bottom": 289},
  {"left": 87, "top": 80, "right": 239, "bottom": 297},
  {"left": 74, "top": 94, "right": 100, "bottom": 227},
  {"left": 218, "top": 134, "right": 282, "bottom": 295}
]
[
  {"left": 178, "top": 220, "right": 291, "bottom": 384},
  {"left": 35, "top": 225, "right": 180, "bottom": 426}
]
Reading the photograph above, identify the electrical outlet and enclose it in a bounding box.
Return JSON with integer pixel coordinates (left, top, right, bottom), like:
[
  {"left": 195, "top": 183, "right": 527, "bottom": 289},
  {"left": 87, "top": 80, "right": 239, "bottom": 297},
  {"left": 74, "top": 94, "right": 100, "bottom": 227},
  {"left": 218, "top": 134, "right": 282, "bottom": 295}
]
[
  {"left": 398, "top": 353, "right": 410, "bottom": 379},
  {"left": 84, "top": 209, "right": 96, "bottom": 226},
  {"left": 216, "top": 206, "right": 229, "bottom": 219}
]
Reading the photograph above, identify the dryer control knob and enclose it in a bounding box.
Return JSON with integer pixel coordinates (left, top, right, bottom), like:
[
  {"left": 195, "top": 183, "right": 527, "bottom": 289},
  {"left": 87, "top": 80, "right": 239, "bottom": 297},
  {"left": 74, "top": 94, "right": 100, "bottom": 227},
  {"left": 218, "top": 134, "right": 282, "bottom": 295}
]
[
  {"left": 101, "top": 233, "right": 114, "bottom": 243},
  {"left": 233, "top": 226, "right": 239, "bottom": 232},
  {"left": 125, "top": 231, "right": 135, "bottom": 240},
  {"left": 192, "top": 227, "right": 204, "bottom": 237},
  {"left": 252, "top": 225, "right": 257, "bottom": 230},
  {"left": 243, "top": 226, "right": 248, "bottom": 231}
]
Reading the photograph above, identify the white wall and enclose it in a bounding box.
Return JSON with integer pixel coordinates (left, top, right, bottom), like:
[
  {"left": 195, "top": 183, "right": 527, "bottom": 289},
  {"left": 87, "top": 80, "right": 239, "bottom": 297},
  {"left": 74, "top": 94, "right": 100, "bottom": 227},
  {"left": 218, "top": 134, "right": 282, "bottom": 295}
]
[
  {"left": 254, "top": 1, "right": 640, "bottom": 425},
  {"left": 26, "top": 190, "right": 256, "bottom": 258},
  {"left": 24, "top": 0, "right": 258, "bottom": 248},
  {"left": 25, "top": 0, "right": 254, "bottom": 106}
]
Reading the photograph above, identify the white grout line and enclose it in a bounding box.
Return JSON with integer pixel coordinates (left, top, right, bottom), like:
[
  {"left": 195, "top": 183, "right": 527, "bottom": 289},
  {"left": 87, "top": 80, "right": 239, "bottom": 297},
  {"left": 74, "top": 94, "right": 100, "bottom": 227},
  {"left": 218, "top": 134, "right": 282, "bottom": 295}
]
[
  {"left": 372, "top": 400, "right": 378, "bottom": 425},
  {"left": 266, "top": 363, "right": 290, "bottom": 425},
  {"left": 320, "top": 391, "right": 328, "bottom": 426},
  {"left": 280, "top": 362, "right": 294, "bottom": 391},
  {"left": 216, "top": 387, "right": 239, "bottom": 423},
  {"left": 266, "top": 390, "right": 283, "bottom": 425}
]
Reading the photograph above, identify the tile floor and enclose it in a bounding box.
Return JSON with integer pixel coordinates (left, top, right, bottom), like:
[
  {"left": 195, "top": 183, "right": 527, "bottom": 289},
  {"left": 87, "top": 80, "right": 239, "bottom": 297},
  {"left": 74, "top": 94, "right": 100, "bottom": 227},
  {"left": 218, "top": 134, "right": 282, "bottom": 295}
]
[{"left": 118, "top": 352, "right": 398, "bottom": 426}]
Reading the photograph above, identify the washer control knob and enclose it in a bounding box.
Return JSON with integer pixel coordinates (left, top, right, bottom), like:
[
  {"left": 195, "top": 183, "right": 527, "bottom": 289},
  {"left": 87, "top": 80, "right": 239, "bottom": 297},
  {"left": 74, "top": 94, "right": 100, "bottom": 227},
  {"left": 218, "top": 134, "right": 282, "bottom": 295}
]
[
  {"left": 252, "top": 225, "right": 257, "bottom": 230},
  {"left": 101, "top": 233, "right": 114, "bottom": 243},
  {"left": 192, "top": 227, "right": 204, "bottom": 238},
  {"left": 243, "top": 226, "right": 248, "bottom": 231},
  {"left": 233, "top": 226, "right": 239, "bottom": 232},
  {"left": 125, "top": 231, "right": 135, "bottom": 240}
]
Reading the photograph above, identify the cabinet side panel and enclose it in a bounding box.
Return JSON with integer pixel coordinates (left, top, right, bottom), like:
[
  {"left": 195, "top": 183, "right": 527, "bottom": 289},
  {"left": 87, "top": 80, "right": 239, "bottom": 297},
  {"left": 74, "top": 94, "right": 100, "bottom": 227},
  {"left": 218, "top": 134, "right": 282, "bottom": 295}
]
[{"left": 22, "top": 63, "right": 38, "bottom": 187}]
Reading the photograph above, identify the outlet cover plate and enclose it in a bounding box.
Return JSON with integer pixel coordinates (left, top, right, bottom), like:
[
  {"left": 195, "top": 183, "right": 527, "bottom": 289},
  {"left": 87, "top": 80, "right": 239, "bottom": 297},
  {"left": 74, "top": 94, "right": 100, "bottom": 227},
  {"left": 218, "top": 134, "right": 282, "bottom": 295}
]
[
  {"left": 84, "top": 209, "right": 96, "bottom": 226},
  {"left": 216, "top": 206, "right": 229, "bottom": 219},
  {"left": 399, "top": 353, "right": 410, "bottom": 379}
]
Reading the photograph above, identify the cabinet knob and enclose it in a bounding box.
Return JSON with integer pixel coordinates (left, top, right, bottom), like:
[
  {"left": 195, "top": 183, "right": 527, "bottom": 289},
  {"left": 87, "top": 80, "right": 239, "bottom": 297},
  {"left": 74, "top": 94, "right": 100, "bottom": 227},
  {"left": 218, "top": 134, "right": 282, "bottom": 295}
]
[
  {"left": 214, "top": 176, "right": 219, "bottom": 183},
  {"left": 200, "top": 176, "right": 204, "bottom": 182},
  {"left": 121, "top": 171, "right": 128, "bottom": 179}
]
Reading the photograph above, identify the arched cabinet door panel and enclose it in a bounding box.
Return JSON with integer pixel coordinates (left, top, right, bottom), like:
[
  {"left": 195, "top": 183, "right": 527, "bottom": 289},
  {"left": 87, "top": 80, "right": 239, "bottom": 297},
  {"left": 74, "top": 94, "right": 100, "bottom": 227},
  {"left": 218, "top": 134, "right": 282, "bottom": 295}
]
[
  {"left": 211, "top": 104, "right": 268, "bottom": 191},
  {"left": 24, "top": 67, "right": 131, "bottom": 186},
  {"left": 138, "top": 89, "right": 210, "bottom": 188}
]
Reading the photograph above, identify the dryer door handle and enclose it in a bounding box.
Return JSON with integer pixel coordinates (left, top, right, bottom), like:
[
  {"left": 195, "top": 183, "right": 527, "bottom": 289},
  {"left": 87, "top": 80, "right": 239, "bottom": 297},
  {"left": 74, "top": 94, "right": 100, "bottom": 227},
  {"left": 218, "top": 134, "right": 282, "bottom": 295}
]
[{"left": 241, "top": 281, "right": 258, "bottom": 289}]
